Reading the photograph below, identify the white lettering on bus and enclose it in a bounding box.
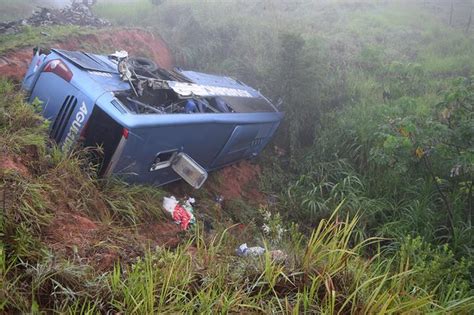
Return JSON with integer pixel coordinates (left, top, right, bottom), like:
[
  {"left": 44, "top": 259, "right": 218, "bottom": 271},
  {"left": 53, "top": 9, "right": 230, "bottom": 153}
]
[
  {"left": 171, "top": 82, "right": 253, "bottom": 98},
  {"left": 62, "top": 101, "right": 88, "bottom": 152}
]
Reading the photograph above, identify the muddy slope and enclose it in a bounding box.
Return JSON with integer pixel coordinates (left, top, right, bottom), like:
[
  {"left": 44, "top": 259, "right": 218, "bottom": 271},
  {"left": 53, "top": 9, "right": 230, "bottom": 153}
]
[{"left": 0, "top": 28, "right": 174, "bottom": 81}]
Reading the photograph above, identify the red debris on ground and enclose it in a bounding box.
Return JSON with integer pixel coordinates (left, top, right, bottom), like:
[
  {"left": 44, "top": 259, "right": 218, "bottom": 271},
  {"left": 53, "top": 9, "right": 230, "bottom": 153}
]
[
  {"left": 172, "top": 204, "right": 192, "bottom": 230},
  {"left": 0, "top": 28, "right": 174, "bottom": 81}
]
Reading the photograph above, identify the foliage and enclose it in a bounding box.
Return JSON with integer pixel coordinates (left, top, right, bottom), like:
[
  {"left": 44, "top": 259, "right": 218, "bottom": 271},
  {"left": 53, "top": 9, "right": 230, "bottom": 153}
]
[
  {"left": 396, "top": 236, "right": 473, "bottom": 301},
  {"left": 5, "top": 204, "right": 474, "bottom": 313},
  {"left": 369, "top": 78, "right": 473, "bottom": 254},
  {"left": 1, "top": 0, "right": 474, "bottom": 312},
  {"left": 92, "top": 0, "right": 474, "bottom": 306}
]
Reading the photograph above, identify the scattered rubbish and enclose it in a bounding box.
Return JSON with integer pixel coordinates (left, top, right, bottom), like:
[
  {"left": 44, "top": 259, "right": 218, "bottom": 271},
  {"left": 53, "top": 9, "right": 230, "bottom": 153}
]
[
  {"left": 0, "top": 2, "right": 110, "bottom": 35},
  {"left": 173, "top": 204, "right": 192, "bottom": 230},
  {"left": 183, "top": 197, "right": 196, "bottom": 225},
  {"left": 163, "top": 196, "right": 196, "bottom": 230},
  {"left": 236, "top": 243, "right": 265, "bottom": 257},
  {"left": 236, "top": 243, "right": 287, "bottom": 262},
  {"left": 214, "top": 195, "right": 224, "bottom": 204}
]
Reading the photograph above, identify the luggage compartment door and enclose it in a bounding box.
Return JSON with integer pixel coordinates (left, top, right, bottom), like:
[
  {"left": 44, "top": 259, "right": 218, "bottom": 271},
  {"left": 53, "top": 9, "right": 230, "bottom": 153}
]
[{"left": 212, "top": 123, "right": 274, "bottom": 168}]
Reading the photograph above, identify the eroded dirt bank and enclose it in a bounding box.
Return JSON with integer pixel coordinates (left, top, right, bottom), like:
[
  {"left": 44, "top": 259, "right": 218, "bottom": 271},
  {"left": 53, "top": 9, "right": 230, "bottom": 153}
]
[{"left": 0, "top": 28, "right": 174, "bottom": 81}]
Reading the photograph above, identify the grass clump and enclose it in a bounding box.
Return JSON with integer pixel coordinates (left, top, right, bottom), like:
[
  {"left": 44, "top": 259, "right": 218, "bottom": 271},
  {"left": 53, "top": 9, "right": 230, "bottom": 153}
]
[{"left": 0, "top": 79, "right": 173, "bottom": 311}]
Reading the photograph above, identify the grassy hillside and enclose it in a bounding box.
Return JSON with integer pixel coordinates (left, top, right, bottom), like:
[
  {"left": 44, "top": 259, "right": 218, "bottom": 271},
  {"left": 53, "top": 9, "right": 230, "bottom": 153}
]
[
  {"left": 1, "top": 0, "right": 473, "bottom": 312},
  {"left": 0, "top": 25, "right": 97, "bottom": 54},
  {"left": 1, "top": 81, "right": 471, "bottom": 312}
]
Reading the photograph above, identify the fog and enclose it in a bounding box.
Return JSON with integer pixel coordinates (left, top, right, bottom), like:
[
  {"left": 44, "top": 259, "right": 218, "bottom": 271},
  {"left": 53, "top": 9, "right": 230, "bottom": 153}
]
[{"left": 39, "top": 0, "right": 141, "bottom": 6}]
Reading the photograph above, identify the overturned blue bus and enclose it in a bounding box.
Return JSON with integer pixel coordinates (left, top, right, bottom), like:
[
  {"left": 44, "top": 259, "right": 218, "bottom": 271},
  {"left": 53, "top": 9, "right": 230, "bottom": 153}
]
[{"left": 21, "top": 48, "right": 283, "bottom": 188}]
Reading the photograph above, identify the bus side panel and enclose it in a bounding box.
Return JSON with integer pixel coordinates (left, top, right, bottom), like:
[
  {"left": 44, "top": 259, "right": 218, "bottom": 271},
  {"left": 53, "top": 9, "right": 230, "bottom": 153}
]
[
  {"left": 112, "top": 122, "right": 236, "bottom": 186},
  {"left": 211, "top": 122, "right": 276, "bottom": 168},
  {"left": 109, "top": 117, "right": 281, "bottom": 187}
]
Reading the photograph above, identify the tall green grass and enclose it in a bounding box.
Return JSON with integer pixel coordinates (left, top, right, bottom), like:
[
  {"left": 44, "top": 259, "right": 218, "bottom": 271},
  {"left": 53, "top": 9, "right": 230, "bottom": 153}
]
[
  {"left": 1, "top": 77, "right": 472, "bottom": 312},
  {"left": 4, "top": 206, "right": 473, "bottom": 312}
]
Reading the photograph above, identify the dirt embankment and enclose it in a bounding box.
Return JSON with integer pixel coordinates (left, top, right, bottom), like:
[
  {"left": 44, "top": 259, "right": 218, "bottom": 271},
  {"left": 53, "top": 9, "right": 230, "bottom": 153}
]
[
  {"left": 0, "top": 28, "right": 174, "bottom": 81},
  {"left": 1, "top": 152, "right": 263, "bottom": 271},
  {"left": 216, "top": 161, "right": 265, "bottom": 202}
]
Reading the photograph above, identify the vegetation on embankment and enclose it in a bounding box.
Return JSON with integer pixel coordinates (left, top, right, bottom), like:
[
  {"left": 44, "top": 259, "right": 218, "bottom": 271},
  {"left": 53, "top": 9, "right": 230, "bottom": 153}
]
[
  {"left": 1, "top": 79, "right": 471, "bottom": 313},
  {"left": 0, "top": 25, "right": 98, "bottom": 54}
]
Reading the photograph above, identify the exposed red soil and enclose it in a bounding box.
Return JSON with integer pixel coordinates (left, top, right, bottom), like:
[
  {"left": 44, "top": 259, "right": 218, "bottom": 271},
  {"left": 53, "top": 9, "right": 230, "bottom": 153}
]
[
  {"left": 0, "top": 154, "right": 30, "bottom": 177},
  {"left": 217, "top": 160, "right": 265, "bottom": 202},
  {"left": 0, "top": 148, "right": 182, "bottom": 271},
  {"left": 0, "top": 28, "right": 174, "bottom": 81},
  {"left": 44, "top": 209, "right": 183, "bottom": 271},
  {"left": 138, "top": 222, "right": 182, "bottom": 247},
  {"left": 41, "top": 177, "right": 183, "bottom": 271},
  {"left": 166, "top": 160, "right": 267, "bottom": 203}
]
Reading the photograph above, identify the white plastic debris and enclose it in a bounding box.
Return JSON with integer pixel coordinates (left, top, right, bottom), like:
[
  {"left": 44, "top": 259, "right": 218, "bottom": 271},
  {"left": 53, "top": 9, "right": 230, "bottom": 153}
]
[
  {"left": 236, "top": 244, "right": 287, "bottom": 262},
  {"left": 109, "top": 50, "right": 129, "bottom": 60},
  {"left": 163, "top": 196, "right": 178, "bottom": 214},
  {"left": 236, "top": 243, "right": 265, "bottom": 257}
]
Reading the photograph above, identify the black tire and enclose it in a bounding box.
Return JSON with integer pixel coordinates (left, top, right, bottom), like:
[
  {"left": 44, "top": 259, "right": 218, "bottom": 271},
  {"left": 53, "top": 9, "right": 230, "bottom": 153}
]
[{"left": 127, "top": 57, "right": 158, "bottom": 75}]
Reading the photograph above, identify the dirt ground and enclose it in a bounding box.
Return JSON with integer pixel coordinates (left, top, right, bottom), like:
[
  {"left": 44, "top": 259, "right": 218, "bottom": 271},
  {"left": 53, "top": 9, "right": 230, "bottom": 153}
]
[
  {"left": 44, "top": 210, "right": 182, "bottom": 271},
  {"left": 0, "top": 154, "right": 30, "bottom": 177},
  {"left": 216, "top": 160, "right": 265, "bottom": 202}
]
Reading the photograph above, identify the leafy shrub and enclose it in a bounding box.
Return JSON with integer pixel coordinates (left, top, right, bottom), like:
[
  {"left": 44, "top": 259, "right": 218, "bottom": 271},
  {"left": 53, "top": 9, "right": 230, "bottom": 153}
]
[{"left": 396, "top": 236, "right": 473, "bottom": 302}]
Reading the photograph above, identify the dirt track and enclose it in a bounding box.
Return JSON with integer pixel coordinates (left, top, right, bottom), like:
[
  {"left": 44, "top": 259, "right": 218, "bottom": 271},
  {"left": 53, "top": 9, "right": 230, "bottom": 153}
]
[{"left": 0, "top": 28, "right": 174, "bottom": 81}]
